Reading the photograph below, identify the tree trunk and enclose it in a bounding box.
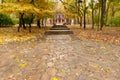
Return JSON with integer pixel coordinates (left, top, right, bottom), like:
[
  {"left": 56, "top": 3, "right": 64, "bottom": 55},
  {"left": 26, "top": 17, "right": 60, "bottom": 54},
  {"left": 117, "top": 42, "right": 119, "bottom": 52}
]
[
  {"left": 100, "top": 0, "right": 104, "bottom": 30},
  {"left": 29, "top": 23, "right": 31, "bottom": 32},
  {"left": 105, "top": 1, "right": 110, "bottom": 25},
  {"left": 103, "top": 0, "right": 107, "bottom": 25},
  {"left": 18, "top": 13, "right": 26, "bottom": 32},
  {"left": 20, "top": 13, "right": 26, "bottom": 29},
  {"left": 45, "top": 18, "right": 47, "bottom": 27},
  {"left": 18, "top": 14, "right": 22, "bottom": 32},
  {"left": 80, "top": 16, "right": 82, "bottom": 28},
  {"left": 111, "top": 6, "right": 115, "bottom": 17},
  {"left": 77, "top": 16, "right": 79, "bottom": 24},
  {"left": 91, "top": 0, "right": 94, "bottom": 29},
  {"left": 1, "top": 0, "right": 4, "bottom": 3},
  {"left": 41, "top": 19, "right": 44, "bottom": 27},
  {"left": 97, "top": 3, "right": 100, "bottom": 30},
  {"left": 37, "top": 19, "right": 41, "bottom": 28},
  {"left": 84, "top": 4, "right": 86, "bottom": 30}
]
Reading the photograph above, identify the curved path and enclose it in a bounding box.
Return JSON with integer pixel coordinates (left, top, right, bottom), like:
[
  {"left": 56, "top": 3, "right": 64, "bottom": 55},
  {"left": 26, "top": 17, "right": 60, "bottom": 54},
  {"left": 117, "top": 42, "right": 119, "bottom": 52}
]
[{"left": 0, "top": 35, "right": 120, "bottom": 80}]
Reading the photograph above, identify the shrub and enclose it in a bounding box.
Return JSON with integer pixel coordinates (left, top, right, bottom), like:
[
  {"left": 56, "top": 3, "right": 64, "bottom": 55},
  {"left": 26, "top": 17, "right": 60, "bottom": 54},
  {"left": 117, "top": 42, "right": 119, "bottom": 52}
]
[
  {"left": 12, "top": 18, "right": 19, "bottom": 25},
  {"left": 23, "top": 14, "right": 34, "bottom": 24},
  {"left": 94, "top": 14, "right": 99, "bottom": 25},
  {"left": 0, "top": 13, "right": 13, "bottom": 27},
  {"left": 108, "top": 16, "right": 120, "bottom": 27}
]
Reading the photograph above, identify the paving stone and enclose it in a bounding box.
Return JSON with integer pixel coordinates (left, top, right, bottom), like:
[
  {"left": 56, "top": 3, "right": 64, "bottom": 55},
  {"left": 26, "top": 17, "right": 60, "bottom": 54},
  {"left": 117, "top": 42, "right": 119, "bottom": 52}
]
[
  {"left": 41, "top": 73, "right": 50, "bottom": 80},
  {"left": 28, "top": 74, "right": 41, "bottom": 80},
  {"left": 47, "top": 68, "right": 57, "bottom": 76},
  {"left": 0, "top": 33, "right": 120, "bottom": 80}
]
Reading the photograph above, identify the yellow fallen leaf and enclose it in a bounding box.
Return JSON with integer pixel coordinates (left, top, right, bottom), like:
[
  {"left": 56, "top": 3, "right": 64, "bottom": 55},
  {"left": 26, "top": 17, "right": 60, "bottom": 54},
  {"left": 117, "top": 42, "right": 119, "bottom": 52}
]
[
  {"left": 104, "top": 68, "right": 111, "bottom": 73},
  {"left": 0, "top": 39, "right": 3, "bottom": 43},
  {"left": 15, "top": 57, "right": 20, "bottom": 63},
  {"left": 89, "top": 62, "right": 101, "bottom": 70},
  {"left": 19, "top": 63, "right": 28, "bottom": 68},
  {"left": 51, "top": 77, "right": 58, "bottom": 80},
  {"left": 10, "top": 54, "right": 15, "bottom": 59}
]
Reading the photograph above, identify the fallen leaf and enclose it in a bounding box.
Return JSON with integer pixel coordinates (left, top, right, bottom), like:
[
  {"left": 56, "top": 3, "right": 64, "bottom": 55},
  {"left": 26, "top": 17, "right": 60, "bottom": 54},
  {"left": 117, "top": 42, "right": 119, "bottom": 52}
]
[
  {"left": 51, "top": 77, "right": 58, "bottom": 80},
  {"left": 10, "top": 54, "right": 15, "bottom": 59},
  {"left": 19, "top": 63, "right": 28, "bottom": 68}
]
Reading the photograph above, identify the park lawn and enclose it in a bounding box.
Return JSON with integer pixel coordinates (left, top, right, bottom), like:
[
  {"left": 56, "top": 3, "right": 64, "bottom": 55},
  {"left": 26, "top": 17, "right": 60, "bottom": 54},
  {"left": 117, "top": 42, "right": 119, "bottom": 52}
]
[
  {"left": 0, "top": 26, "right": 48, "bottom": 44},
  {"left": 70, "top": 25, "right": 120, "bottom": 45}
]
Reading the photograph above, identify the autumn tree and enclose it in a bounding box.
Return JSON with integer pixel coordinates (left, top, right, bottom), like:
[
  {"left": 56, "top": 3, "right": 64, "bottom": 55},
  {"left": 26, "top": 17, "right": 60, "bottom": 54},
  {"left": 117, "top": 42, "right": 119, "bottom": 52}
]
[{"left": 0, "top": 0, "right": 55, "bottom": 32}]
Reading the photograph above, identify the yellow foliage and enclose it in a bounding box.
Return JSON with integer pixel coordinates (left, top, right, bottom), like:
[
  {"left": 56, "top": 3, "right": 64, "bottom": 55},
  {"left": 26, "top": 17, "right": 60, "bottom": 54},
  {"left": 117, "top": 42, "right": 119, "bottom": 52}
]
[{"left": 0, "top": 1, "right": 55, "bottom": 17}]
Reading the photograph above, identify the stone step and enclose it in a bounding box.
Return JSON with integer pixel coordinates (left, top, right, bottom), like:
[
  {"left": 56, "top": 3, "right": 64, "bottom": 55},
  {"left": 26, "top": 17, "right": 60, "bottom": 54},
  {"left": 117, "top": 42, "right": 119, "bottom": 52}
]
[
  {"left": 45, "top": 25, "right": 73, "bottom": 35},
  {"left": 47, "top": 30, "right": 71, "bottom": 31},
  {"left": 45, "top": 30, "right": 73, "bottom": 35},
  {"left": 50, "top": 28, "right": 70, "bottom": 30}
]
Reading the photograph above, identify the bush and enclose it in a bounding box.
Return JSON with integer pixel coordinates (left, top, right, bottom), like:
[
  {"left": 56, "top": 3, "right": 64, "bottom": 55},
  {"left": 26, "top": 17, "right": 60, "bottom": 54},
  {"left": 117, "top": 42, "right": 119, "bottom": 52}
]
[
  {"left": 108, "top": 16, "right": 120, "bottom": 27},
  {"left": 12, "top": 18, "right": 19, "bottom": 25},
  {"left": 94, "top": 14, "right": 99, "bottom": 25},
  {"left": 23, "top": 14, "right": 34, "bottom": 24},
  {"left": 0, "top": 13, "right": 13, "bottom": 27}
]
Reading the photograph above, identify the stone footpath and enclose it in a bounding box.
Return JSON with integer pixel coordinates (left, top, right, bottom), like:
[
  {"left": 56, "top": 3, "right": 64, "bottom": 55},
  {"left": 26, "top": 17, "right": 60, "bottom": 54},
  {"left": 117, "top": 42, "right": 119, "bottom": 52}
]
[{"left": 0, "top": 35, "right": 120, "bottom": 80}]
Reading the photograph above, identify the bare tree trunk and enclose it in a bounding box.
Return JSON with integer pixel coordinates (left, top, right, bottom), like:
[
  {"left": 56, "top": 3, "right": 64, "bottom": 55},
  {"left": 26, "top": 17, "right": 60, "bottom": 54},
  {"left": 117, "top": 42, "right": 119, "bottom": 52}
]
[
  {"left": 100, "top": 0, "right": 104, "bottom": 30},
  {"left": 1, "top": 0, "right": 4, "bottom": 3},
  {"left": 18, "top": 13, "right": 26, "bottom": 32},
  {"left": 103, "top": 0, "right": 107, "bottom": 25},
  {"left": 100, "top": 0, "right": 107, "bottom": 30},
  {"left": 18, "top": 14, "right": 22, "bottom": 32},
  {"left": 91, "top": 0, "right": 94, "bottom": 29},
  {"left": 45, "top": 18, "right": 47, "bottom": 27},
  {"left": 21, "top": 13, "right": 26, "bottom": 29},
  {"left": 105, "top": 1, "right": 110, "bottom": 25},
  {"left": 84, "top": 5, "right": 86, "bottom": 30},
  {"left": 80, "top": 16, "right": 82, "bottom": 28},
  {"left": 37, "top": 19, "right": 41, "bottom": 28},
  {"left": 111, "top": 6, "right": 115, "bottom": 17},
  {"left": 97, "top": 3, "right": 100, "bottom": 30},
  {"left": 41, "top": 19, "right": 44, "bottom": 27},
  {"left": 29, "top": 23, "right": 31, "bottom": 32},
  {"left": 77, "top": 16, "right": 80, "bottom": 24}
]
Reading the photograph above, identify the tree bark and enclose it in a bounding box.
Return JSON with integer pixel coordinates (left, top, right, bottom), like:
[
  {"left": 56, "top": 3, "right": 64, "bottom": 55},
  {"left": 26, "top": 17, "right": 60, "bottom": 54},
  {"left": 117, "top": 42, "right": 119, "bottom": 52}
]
[
  {"left": 1, "top": 0, "right": 4, "bottom": 3},
  {"left": 83, "top": 3, "right": 86, "bottom": 30},
  {"left": 105, "top": 2, "right": 110, "bottom": 25},
  {"left": 29, "top": 23, "right": 31, "bottom": 32},
  {"left": 100, "top": 0, "right": 107, "bottom": 30},
  {"left": 80, "top": 16, "right": 82, "bottom": 28},
  {"left": 18, "top": 14, "right": 22, "bottom": 32},
  {"left": 21, "top": 13, "right": 26, "bottom": 29},
  {"left": 100, "top": 0, "right": 104, "bottom": 30},
  {"left": 41, "top": 19, "right": 44, "bottom": 27},
  {"left": 91, "top": 0, "right": 94, "bottom": 29},
  {"left": 37, "top": 19, "right": 41, "bottom": 28},
  {"left": 18, "top": 13, "right": 26, "bottom": 32}
]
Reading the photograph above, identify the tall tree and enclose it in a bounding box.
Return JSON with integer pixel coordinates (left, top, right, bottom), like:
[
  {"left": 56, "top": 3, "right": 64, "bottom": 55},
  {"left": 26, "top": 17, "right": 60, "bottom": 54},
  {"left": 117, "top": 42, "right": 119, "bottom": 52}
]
[{"left": 90, "top": 0, "right": 95, "bottom": 29}]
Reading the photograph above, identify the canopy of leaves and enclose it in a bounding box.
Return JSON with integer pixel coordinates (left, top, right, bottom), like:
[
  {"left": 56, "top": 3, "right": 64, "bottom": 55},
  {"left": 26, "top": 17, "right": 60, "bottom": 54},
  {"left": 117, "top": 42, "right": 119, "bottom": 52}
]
[{"left": 0, "top": 0, "right": 56, "bottom": 18}]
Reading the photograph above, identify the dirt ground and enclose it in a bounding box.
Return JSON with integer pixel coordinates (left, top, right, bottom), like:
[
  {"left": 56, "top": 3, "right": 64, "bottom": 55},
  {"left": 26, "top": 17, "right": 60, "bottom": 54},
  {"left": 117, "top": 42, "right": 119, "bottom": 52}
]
[
  {"left": 69, "top": 25, "right": 120, "bottom": 45},
  {"left": 0, "top": 25, "right": 120, "bottom": 80}
]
